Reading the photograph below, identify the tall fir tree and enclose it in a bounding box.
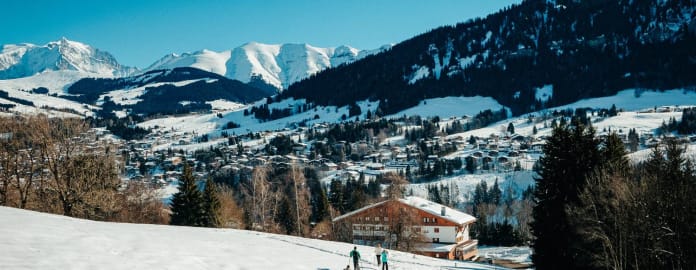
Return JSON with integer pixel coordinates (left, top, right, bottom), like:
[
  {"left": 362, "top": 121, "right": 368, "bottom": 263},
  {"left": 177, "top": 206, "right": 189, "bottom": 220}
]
[
  {"left": 170, "top": 163, "right": 205, "bottom": 226},
  {"left": 202, "top": 178, "right": 221, "bottom": 227},
  {"left": 489, "top": 178, "right": 502, "bottom": 206},
  {"left": 531, "top": 119, "right": 601, "bottom": 269}
]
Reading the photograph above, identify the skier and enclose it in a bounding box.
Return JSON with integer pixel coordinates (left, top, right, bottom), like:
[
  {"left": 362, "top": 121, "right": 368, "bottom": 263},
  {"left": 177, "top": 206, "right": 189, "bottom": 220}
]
[
  {"left": 381, "top": 249, "right": 389, "bottom": 270},
  {"left": 374, "top": 243, "right": 383, "bottom": 266},
  {"left": 349, "top": 246, "right": 361, "bottom": 270}
]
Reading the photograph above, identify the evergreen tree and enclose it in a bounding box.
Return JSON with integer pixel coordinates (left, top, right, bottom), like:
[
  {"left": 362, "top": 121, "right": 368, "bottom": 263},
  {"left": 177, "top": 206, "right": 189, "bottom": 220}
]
[
  {"left": 531, "top": 119, "right": 601, "bottom": 269},
  {"left": 328, "top": 179, "right": 344, "bottom": 213},
  {"left": 489, "top": 178, "right": 502, "bottom": 206},
  {"left": 465, "top": 156, "right": 476, "bottom": 173},
  {"left": 276, "top": 196, "right": 295, "bottom": 234},
  {"left": 202, "top": 178, "right": 221, "bottom": 227},
  {"left": 507, "top": 122, "right": 515, "bottom": 134},
  {"left": 601, "top": 132, "right": 629, "bottom": 174},
  {"left": 170, "top": 164, "right": 205, "bottom": 226}
]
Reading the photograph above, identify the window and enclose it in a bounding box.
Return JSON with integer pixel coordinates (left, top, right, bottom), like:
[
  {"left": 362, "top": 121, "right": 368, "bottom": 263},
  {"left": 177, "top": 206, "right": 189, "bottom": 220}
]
[
  {"left": 423, "top": 218, "right": 427, "bottom": 223},
  {"left": 433, "top": 218, "right": 437, "bottom": 223},
  {"left": 374, "top": 217, "right": 380, "bottom": 222},
  {"left": 434, "top": 228, "right": 440, "bottom": 233},
  {"left": 384, "top": 217, "right": 388, "bottom": 221},
  {"left": 433, "top": 238, "right": 440, "bottom": 243},
  {"left": 365, "top": 217, "right": 370, "bottom": 221}
]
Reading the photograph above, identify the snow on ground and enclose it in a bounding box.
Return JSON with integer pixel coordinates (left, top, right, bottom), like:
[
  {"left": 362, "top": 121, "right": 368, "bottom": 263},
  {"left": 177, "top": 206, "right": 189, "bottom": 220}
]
[
  {"left": 408, "top": 171, "right": 536, "bottom": 203},
  {"left": 553, "top": 88, "right": 696, "bottom": 112},
  {"left": 534, "top": 84, "right": 553, "bottom": 103},
  {"left": 0, "top": 70, "right": 103, "bottom": 94},
  {"left": 99, "top": 79, "right": 211, "bottom": 105},
  {"left": 0, "top": 89, "right": 95, "bottom": 117},
  {"left": 207, "top": 99, "right": 244, "bottom": 111},
  {"left": 447, "top": 89, "right": 696, "bottom": 140},
  {"left": 140, "top": 98, "right": 379, "bottom": 151},
  {"left": 477, "top": 246, "right": 532, "bottom": 264},
  {"left": 388, "top": 96, "right": 510, "bottom": 119},
  {"left": 408, "top": 65, "right": 430, "bottom": 85},
  {"left": 0, "top": 206, "right": 506, "bottom": 270},
  {"left": 627, "top": 143, "right": 696, "bottom": 163}
]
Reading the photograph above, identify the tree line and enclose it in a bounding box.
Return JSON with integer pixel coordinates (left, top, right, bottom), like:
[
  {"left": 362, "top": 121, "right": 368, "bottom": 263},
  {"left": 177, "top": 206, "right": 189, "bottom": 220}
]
[
  {"left": 531, "top": 118, "right": 696, "bottom": 269},
  {"left": 0, "top": 115, "right": 167, "bottom": 224}
]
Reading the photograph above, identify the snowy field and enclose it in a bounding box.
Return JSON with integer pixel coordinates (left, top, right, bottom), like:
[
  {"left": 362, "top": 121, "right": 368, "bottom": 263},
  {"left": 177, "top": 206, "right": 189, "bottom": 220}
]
[
  {"left": 0, "top": 207, "right": 508, "bottom": 270},
  {"left": 477, "top": 246, "right": 532, "bottom": 264},
  {"left": 408, "top": 171, "right": 536, "bottom": 203},
  {"left": 387, "top": 96, "right": 510, "bottom": 119}
]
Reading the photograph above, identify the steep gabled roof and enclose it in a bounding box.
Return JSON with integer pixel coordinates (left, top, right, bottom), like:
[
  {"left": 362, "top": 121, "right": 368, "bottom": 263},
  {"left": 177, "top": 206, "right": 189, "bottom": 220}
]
[{"left": 332, "top": 196, "right": 476, "bottom": 225}]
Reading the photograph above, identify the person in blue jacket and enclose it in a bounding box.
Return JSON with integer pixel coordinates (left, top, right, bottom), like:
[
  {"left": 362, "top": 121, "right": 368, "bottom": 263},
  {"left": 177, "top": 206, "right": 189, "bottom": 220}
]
[
  {"left": 349, "top": 246, "right": 361, "bottom": 270},
  {"left": 381, "top": 249, "right": 389, "bottom": 270}
]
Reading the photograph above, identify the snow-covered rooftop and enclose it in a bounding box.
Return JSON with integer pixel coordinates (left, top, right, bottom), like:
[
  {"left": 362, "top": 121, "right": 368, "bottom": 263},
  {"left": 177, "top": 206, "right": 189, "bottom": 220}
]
[
  {"left": 400, "top": 196, "right": 476, "bottom": 225},
  {"left": 333, "top": 196, "right": 476, "bottom": 225}
]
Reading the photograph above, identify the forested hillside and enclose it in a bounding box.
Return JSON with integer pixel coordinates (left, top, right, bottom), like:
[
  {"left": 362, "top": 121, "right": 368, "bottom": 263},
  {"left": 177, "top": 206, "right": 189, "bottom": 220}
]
[{"left": 281, "top": 0, "right": 696, "bottom": 115}]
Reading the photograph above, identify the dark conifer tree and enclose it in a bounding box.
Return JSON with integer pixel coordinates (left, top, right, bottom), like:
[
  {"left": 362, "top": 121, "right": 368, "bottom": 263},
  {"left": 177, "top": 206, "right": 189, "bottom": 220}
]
[
  {"left": 202, "top": 178, "right": 221, "bottom": 227},
  {"left": 531, "top": 119, "right": 601, "bottom": 269},
  {"left": 489, "top": 178, "right": 502, "bottom": 206},
  {"left": 170, "top": 164, "right": 205, "bottom": 226}
]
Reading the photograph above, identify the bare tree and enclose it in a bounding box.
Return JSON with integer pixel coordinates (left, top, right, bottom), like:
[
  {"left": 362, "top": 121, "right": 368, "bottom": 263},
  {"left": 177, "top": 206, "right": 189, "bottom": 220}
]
[
  {"left": 383, "top": 172, "right": 409, "bottom": 199},
  {"left": 244, "top": 166, "right": 275, "bottom": 230},
  {"left": 34, "top": 117, "right": 120, "bottom": 218},
  {"left": 385, "top": 202, "right": 427, "bottom": 252},
  {"left": 216, "top": 185, "right": 244, "bottom": 229}
]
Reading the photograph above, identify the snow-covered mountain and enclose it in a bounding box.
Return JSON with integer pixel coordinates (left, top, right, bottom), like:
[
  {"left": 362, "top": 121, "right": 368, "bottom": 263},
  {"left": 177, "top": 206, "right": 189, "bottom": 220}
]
[
  {"left": 144, "top": 42, "right": 391, "bottom": 90},
  {"left": 0, "top": 37, "right": 136, "bottom": 79}
]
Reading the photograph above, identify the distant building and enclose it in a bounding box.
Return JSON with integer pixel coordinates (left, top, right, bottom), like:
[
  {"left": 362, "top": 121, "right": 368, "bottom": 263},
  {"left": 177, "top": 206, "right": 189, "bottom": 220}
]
[{"left": 333, "top": 196, "right": 478, "bottom": 260}]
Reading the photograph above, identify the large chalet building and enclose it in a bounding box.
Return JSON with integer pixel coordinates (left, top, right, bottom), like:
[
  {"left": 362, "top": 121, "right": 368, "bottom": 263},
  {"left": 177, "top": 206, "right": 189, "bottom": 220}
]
[{"left": 332, "top": 196, "right": 478, "bottom": 260}]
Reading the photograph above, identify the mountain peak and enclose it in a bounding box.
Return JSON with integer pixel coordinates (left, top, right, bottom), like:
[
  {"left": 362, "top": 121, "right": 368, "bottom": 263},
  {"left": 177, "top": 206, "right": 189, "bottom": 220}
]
[
  {"left": 0, "top": 38, "right": 136, "bottom": 79},
  {"left": 145, "top": 42, "right": 388, "bottom": 90}
]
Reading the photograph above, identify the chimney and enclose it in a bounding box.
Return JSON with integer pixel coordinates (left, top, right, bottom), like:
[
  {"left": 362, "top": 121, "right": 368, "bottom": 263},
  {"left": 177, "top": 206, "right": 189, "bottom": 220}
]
[{"left": 441, "top": 206, "right": 446, "bottom": 216}]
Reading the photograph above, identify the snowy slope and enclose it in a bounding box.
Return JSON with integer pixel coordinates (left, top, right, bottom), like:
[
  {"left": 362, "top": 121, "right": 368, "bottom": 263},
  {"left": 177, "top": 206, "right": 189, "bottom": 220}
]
[
  {"left": 408, "top": 171, "right": 536, "bottom": 204},
  {"left": 442, "top": 88, "right": 696, "bottom": 140},
  {"left": 0, "top": 70, "right": 100, "bottom": 117},
  {"left": 0, "top": 206, "right": 504, "bottom": 270},
  {"left": 144, "top": 49, "right": 229, "bottom": 75},
  {"left": 0, "top": 38, "right": 136, "bottom": 79},
  {"left": 387, "top": 96, "right": 511, "bottom": 119},
  {"left": 0, "top": 70, "right": 105, "bottom": 94},
  {"left": 139, "top": 98, "right": 380, "bottom": 151},
  {"left": 146, "top": 42, "right": 390, "bottom": 90}
]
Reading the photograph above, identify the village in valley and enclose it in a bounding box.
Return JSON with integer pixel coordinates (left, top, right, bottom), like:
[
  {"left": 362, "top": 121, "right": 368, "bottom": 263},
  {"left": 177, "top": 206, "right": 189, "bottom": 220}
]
[{"left": 104, "top": 98, "right": 695, "bottom": 268}]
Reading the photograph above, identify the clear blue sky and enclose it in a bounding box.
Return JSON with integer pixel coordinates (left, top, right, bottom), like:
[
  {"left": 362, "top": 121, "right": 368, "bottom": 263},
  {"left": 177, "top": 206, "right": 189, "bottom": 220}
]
[{"left": 3, "top": 0, "right": 520, "bottom": 68}]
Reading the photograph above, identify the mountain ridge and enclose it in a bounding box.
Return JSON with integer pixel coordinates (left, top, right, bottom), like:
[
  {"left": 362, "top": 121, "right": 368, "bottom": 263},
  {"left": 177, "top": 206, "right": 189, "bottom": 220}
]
[
  {"left": 144, "top": 41, "right": 391, "bottom": 90},
  {"left": 0, "top": 37, "right": 137, "bottom": 79},
  {"left": 280, "top": 0, "right": 696, "bottom": 116}
]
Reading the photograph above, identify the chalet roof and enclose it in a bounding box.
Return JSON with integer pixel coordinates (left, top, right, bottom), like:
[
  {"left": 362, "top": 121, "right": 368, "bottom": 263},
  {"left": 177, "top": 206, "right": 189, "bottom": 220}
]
[
  {"left": 401, "top": 196, "right": 476, "bottom": 225},
  {"left": 332, "top": 196, "right": 476, "bottom": 225}
]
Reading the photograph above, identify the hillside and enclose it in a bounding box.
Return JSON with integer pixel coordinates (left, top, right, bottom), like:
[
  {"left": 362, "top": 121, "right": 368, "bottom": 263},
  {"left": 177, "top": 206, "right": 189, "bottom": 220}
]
[
  {"left": 280, "top": 0, "right": 696, "bottom": 115},
  {"left": 0, "top": 206, "right": 503, "bottom": 270}
]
